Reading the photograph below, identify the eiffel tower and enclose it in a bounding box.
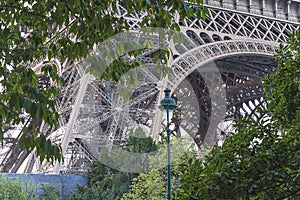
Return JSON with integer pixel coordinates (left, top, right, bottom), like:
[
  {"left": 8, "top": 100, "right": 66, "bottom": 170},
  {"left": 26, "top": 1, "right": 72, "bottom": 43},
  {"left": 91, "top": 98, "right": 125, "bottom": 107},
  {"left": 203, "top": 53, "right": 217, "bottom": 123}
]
[{"left": 1, "top": 0, "right": 299, "bottom": 174}]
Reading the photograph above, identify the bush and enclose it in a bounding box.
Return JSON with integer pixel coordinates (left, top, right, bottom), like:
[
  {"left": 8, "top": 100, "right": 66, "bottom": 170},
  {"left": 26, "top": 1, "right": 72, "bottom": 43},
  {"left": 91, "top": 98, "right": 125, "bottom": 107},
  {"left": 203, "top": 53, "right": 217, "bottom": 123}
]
[
  {"left": 41, "top": 184, "right": 60, "bottom": 200},
  {"left": 0, "top": 175, "right": 38, "bottom": 200},
  {"left": 65, "top": 185, "right": 110, "bottom": 200}
]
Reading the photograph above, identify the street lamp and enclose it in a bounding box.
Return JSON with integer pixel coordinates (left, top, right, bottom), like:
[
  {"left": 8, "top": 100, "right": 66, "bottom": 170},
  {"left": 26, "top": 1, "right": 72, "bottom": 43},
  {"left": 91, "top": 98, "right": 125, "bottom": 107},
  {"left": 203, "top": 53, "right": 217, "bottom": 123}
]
[{"left": 160, "top": 88, "right": 177, "bottom": 200}]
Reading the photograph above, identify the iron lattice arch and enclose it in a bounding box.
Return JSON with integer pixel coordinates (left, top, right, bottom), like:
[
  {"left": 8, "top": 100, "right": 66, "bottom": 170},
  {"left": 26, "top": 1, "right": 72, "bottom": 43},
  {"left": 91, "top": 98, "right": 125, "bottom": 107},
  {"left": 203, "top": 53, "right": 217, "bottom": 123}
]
[
  {"left": 0, "top": 1, "right": 300, "bottom": 174},
  {"left": 172, "top": 55, "right": 277, "bottom": 146}
]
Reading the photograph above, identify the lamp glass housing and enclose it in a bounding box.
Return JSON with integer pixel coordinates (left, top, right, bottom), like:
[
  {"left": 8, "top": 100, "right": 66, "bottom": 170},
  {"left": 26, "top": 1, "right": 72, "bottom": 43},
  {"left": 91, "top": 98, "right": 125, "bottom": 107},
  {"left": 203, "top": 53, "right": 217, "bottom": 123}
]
[
  {"left": 160, "top": 88, "right": 177, "bottom": 125},
  {"left": 163, "top": 109, "right": 174, "bottom": 125}
]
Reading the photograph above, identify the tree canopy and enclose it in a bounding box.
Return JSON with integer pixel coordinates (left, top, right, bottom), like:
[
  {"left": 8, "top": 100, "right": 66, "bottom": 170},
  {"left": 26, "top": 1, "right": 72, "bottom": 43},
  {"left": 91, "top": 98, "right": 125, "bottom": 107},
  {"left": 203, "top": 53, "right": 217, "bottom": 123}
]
[{"left": 0, "top": 0, "right": 206, "bottom": 162}]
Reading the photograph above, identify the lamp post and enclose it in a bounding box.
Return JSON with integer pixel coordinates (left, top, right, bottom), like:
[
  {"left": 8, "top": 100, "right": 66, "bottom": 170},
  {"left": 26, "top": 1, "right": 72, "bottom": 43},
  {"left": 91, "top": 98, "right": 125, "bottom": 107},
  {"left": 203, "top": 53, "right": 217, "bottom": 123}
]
[{"left": 160, "top": 88, "right": 177, "bottom": 200}]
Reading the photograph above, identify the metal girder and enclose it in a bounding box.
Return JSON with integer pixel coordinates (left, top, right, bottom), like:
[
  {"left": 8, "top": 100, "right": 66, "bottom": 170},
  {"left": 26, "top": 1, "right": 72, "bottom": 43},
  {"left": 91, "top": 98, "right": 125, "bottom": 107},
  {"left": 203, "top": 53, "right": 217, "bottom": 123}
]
[
  {"left": 1, "top": 2, "right": 300, "bottom": 174},
  {"left": 168, "top": 40, "right": 278, "bottom": 91},
  {"left": 169, "top": 55, "right": 277, "bottom": 147}
]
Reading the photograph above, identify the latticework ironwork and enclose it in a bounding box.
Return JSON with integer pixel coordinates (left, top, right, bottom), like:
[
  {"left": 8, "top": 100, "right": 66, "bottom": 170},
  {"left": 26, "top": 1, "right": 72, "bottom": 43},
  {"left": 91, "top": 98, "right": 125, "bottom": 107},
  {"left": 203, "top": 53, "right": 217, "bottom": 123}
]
[{"left": 1, "top": 0, "right": 300, "bottom": 174}]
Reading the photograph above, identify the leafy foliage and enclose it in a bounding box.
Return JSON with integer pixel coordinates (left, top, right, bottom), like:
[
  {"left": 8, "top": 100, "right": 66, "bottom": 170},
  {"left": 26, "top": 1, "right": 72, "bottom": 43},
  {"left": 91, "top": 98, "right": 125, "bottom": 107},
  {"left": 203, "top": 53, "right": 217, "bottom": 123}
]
[
  {"left": 84, "top": 127, "right": 158, "bottom": 199},
  {"left": 0, "top": 175, "right": 38, "bottom": 200},
  {"left": 65, "top": 185, "right": 115, "bottom": 200},
  {"left": 174, "top": 30, "right": 300, "bottom": 200},
  {"left": 0, "top": 0, "right": 207, "bottom": 162},
  {"left": 124, "top": 127, "right": 157, "bottom": 153},
  {"left": 122, "top": 136, "right": 198, "bottom": 199},
  {"left": 41, "top": 184, "right": 60, "bottom": 200},
  {"left": 122, "top": 170, "right": 166, "bottom": 200},
  {"left": 263, "top": 30, "right": 300, "bottom": 128}
]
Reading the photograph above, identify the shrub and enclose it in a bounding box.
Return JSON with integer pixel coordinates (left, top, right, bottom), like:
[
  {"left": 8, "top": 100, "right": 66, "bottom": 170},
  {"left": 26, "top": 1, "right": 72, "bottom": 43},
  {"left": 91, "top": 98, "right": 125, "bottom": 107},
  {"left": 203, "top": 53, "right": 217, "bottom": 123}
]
[
  {"left": 41, "top": 184, "right": 60, "bottom": 200},
  {"left": 0, "top": 175, "right": 37, "bottom": 200}
]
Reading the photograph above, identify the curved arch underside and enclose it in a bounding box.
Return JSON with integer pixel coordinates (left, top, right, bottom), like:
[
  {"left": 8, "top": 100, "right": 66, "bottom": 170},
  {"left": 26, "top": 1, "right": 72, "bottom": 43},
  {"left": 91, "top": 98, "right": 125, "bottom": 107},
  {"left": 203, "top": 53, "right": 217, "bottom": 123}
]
[{"left": 172, "top": 54, "right": 277, "bottom": 146}]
